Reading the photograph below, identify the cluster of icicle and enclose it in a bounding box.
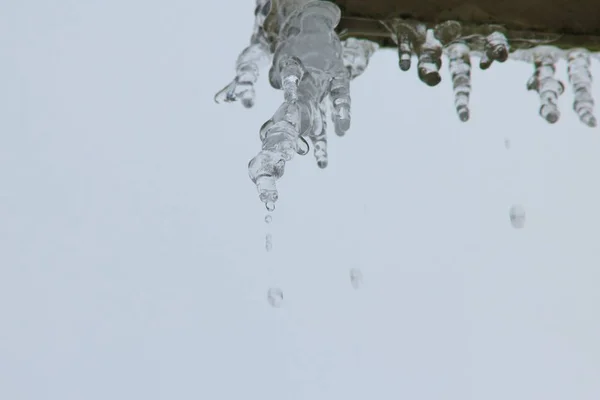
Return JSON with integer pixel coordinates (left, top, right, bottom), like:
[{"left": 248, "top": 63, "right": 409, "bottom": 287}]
[
  {"left": 383, "top": 20, "right": 598, "bottom": 127},
  {"left": 215, "top": 0, "right": 377, "bottom": 210},
  {"left": 215, "top": 0, "right": 598, "bottom": 209}
]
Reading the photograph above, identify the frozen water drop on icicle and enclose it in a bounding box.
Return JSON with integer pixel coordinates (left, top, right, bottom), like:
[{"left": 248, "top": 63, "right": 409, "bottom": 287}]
[
  {"left": 267, "top": 287, "right": 283, "bottom": 308},
  {"left": 265, "top": 214, "right": 272, "bottom": 224},
  {"left": 509, "top": 204, "right": 526, "bottom": 229},
  {"left": 567, "top": 49, "right": 597, "bottom": 127},
  {"left": 447, "top": 42, "right": 472, "bottom": 122}
]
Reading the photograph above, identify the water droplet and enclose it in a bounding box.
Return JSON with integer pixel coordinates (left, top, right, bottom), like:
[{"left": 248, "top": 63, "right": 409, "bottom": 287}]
[
  {"left": 266, "top": 202, "right": 276, "bottom": 212},
  {"left": 265, "top": 233, "right": 273, "bottom": 252},
  {"left": 504, "top": 138, "right": 510, "bottom": 149},
  {"left": 265, "top": 214, "right": 272, "bottom": 224},
  {"left": 509, "top": 204, "right": 526, "bottom": 229},
  {"left": 350, "top": 268, "right": 363, "bottom": 289},
  {"left": 267, "top": 287, "right": 283, "bottom": 307}
]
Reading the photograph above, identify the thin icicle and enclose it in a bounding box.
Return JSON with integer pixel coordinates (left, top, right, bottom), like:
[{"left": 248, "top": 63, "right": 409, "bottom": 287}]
[
  {"left": 330, "top": 70, "right": 351, "bottom": 135},
  {"left": 397, "top": 32, "right": 413, "bottom": 71},
  {"left": 214, "top": 0, "right": 272, "bottom": 108},
  {"left": 447, "top": 42, "right": 472, "bottom": 122},
  {"left": 567, "top": 49, "right": 597, "bottom": 127},
  {"left": 388, "top": 20, "right": 422, "bottom": 72},
  {"left": 342, "top": 38, "right": 379, "bottom": 80}
]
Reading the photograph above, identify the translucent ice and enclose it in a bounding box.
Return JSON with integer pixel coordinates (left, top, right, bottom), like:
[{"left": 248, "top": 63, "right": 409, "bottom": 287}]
[
  {"left": 509, "top": 205, "right": 526, "bottom": 229},
  {"left": 248, "top": 0, "right": 350, "bottom": 207},
  {"left": 214, "top": 0, "right": 272, "bottom": 108},
  {"left": 342, "top": 38, "right": 379, "bottom": 80},
  {"left": 567, "top": 49, "right": 597, "bottom": 127},
  {"left": 446, "top": 42, "right": 472, "bottom": 122},
  {"left": 265, "top": 233, "right": 273, "bottom": 252}
]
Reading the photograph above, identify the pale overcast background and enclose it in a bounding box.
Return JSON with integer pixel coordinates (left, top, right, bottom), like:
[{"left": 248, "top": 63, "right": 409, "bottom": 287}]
[{"left": 1, "top": 1, "right": 599, "bottom": 399}]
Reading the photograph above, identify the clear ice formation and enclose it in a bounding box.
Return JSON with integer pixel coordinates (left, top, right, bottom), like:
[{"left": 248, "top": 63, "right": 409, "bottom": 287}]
[
  {"left": 248, "top": 0, "right": 352, "bottom": 209},
  {"left": 525, "top": 46, "right": 564, "bottom": 124},
  {"left": 214, "top": 0, "right": 273, "bottom": 108},
  {"left": 342, "top": 38, "right": 379, "bottom": 80},
  {"left": 216, "top": 3, "right": 600, "bottom": 208}
]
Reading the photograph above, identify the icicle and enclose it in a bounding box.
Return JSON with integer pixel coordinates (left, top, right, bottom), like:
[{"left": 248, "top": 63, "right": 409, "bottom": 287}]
[
  {"left": 417, "top": 29, "right": 443, "bottom": 86},
  {"left": 447, "top": 42, "right": 472, "bottom": 122},
  {"left": 214, "top": 0, "right": 272, "bottom": 108},
  {"left": 387, "top": 20, "right": 422, "bottom": 72},
  {"left": 526, "top": 52, "right": 564, "bottom": 124},
  {"left": 567, "top": 49, "right": 597, "bottom": 127},
  {"left": 480, "top": 29, "right": 509, "bottom": 70},
  {"left": 397, "top": 32, "right": 413, "bottom": 71},
  {"left": 249, "top": 1, "right": 347, "bottom": 207},
  {"left": 329, "top": 70, "right": 351, "bottom": 135},
  {"left": 309, "top": 99, "right": 329, "bottom": 168},
  {"left": 280, "top": 56, "right": 304, "bottom": 103},
  {"left": 342, "top": 38, "right": 379, "bottom": 80}
]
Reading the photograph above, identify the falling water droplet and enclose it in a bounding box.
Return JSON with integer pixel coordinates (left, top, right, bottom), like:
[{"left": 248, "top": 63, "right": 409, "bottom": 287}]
[
  {"left": 504, "top": 138, "right": 510, "bottom": 149},
  {"left": 265, "top": 233, "right": 273, "bottom": 252},
  {"left": 267, "top": 287, "right": 283, "bottom": 307},
  {"left": 350, "top": 268, "right": 363, "bottom": 289},
  {"left": 265, "top": 202, "right": 275, "bottom": 212},
  {"left": 509, "top": 204, "right": 526, "bottom": 229},
  {"left": 265, "top": 214, "right": 272, "bottom": 224}
]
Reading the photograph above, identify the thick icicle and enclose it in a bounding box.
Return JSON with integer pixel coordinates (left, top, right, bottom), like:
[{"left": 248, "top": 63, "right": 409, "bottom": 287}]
[
  {"left": 417, "top": 29, "right": 443, "bottom": 86},
  {"left": 567, "top": 49, "right": 597, "bottom": 127},
  {"left": 248, "top": 0, "right": 348, "bottom": 208},
  {"left": 446, "top": 42, "right": 472, "bottom": 122},
  {"left": 342, "top": 38, "right": 379, "bottom": 80},
  {"left": 526, "top": 51, "right": 564, "bottom": 124},
  {"left": 214, "top": 0, "right": 272, "bottom": 108}
]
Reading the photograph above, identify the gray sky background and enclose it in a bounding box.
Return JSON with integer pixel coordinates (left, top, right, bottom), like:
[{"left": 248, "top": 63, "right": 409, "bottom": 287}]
[{"left": 1, "top": 1, "right": 599, "bottom": 399}]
